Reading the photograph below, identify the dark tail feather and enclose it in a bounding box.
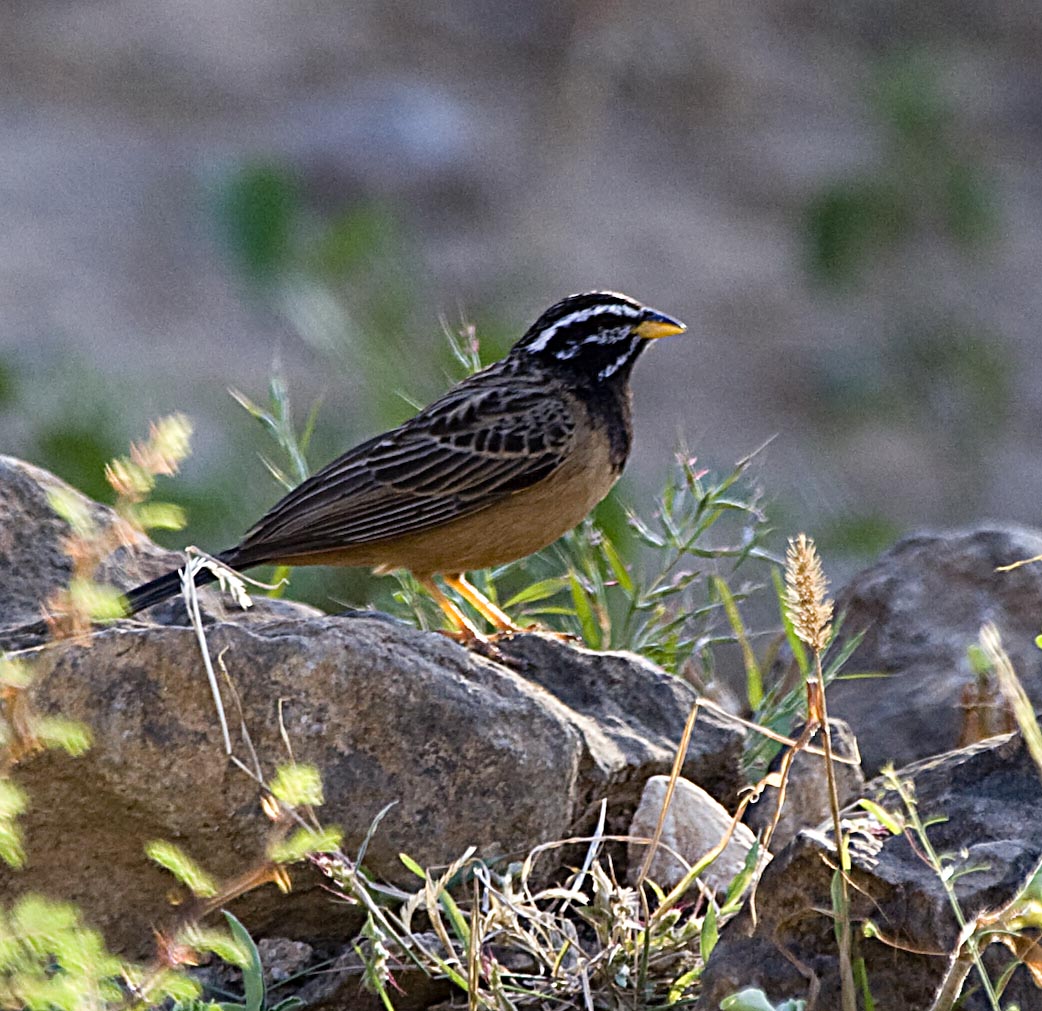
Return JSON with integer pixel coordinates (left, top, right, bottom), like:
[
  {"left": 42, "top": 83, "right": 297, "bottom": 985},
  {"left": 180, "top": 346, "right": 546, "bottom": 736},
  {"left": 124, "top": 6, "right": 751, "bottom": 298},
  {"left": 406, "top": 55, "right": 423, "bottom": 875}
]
[
  {"left": 123, "top": 555, "right": 234, "bottom": 615},
  {"left": 1, "top": 552, "right": 248, "bottom": 648}
]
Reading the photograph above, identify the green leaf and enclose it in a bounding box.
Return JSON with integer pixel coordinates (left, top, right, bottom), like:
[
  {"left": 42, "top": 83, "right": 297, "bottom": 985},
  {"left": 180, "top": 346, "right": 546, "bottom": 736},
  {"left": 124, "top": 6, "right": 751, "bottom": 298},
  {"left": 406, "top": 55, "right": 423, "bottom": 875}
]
[
  {"left": 625, "top": 510, "right": 665, "bottom": 548},
  {"left": 145, "top": 840, "right": 219, "bottom": 898},
  {"left": 700, "top": 900, "right": 718, "bottom": 964},
  {"left": 398, "top": 852, "right": 426, "bottom": 878},
  {"left": 35, "top": 716, "right": 92, "bottom": 757},
  {"left": 502, "top": 577, "right": 568, "bottom": 609},
  {"left": 148, "top": 968, "right": 204, "bottom": 1005},
  {"left": 130, "top": 501, "right": 188, "bottom": 531},
  {"left": 180, "top": 924, "right": 251, "bottom": 970},
  {"left": 270, "top": 999, "right": 305, "bottom": 1011},
  {"left": 830, "top": 868, "right": 847, "bottom": 945},
  {"left": 269, "top": 764, "right": 324, "bottom": 808},
  {"left": 854, "top": 955, "right": 876, "bottom": 1011},
  {"left": 821, "top": 627, "right": 867, "bottom": 683},
  {"left": 148, "top": 413, "right": 194, "bottom": 466},
  {"left": 223, "top": 911, "right": 265, "bottom": 1011},
  {"left": 438, "top": 888, "right": 470, "bottom": 946},
  {"left": 68, "top": 577, "right": 126, "bottom": 621},
  {"left": 720, "top": 988, "right": 779, "bottom": 1011},
  {"left": 0, "top": 779, "right": 27, "bottom": 820},
  {"left": 268, "top": 826, "right": 343, "bottom": 864},
  {"left": 601, "top": 536, "right": 634, "bottom": 593},
  {"left": 0, "top": 780, "right": 27, "bottom": 868},
  {"left": 0, "top": 657, "right": 33, "bottom": 690},
  {"left": 714, "top": 576, "right": 763, "bottom": 709},
  {"left": 721, "top": 842, "right": 760, "bottom": 914},
  {"left": 857, "top": 798, "right": 903, "bottom": 835},
  {"left": 46, "top": 487, "right": 95, "bottom": 536},
  {"left": 568, "top": 570, "right": 599, "bottom": 646},
  {"left": 356, "top": 801, "right": 397, "bottom": 866},
  {"left": 667, "top": 965, "right": 702, "bottom": 1002}
]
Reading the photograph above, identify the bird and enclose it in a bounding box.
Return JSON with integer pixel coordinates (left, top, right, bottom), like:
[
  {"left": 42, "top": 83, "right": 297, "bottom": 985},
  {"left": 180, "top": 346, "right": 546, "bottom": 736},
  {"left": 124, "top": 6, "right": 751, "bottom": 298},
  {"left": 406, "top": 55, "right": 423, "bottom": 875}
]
[{"left": 121, "top": 291, "right": 685, "bottom": 640}]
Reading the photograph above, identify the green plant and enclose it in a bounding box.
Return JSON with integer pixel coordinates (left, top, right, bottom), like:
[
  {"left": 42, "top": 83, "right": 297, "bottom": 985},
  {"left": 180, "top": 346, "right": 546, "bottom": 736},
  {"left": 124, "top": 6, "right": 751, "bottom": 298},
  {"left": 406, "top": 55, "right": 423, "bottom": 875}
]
[
  {"left": 847, "top": 625, "right": 1042, "bottom": 1011},
  {"left": 172, "top": 912, "right": 303, "bottom": 1011},
  {"left": 314, "top": 821, "right": 755, "bottom": 1010}
]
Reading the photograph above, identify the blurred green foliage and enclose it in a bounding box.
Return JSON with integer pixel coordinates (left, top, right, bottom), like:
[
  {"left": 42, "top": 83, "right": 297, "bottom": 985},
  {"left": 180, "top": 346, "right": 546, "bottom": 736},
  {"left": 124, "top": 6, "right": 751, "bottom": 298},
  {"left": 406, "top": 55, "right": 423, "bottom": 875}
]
[
  {"left": 807, "top": 321, "right": 1010, "bottom": 433},
  {"left": 35, "top": 417, "right": 123, "bottom": 505},
  {"left": 804, "top": 53, "right": 997, "bottom": 286},
  {"left": 0, "top": 356, "right": 16, "bottom": 409},
  {"left": 815, "top": 513, "right": 903, "bottom": 560},
  {"left": 218, "top": 163, "right": 299, "bottom": 278},
  {"left": 799, "top": 51, "right": 1009, "bottom": 549}
]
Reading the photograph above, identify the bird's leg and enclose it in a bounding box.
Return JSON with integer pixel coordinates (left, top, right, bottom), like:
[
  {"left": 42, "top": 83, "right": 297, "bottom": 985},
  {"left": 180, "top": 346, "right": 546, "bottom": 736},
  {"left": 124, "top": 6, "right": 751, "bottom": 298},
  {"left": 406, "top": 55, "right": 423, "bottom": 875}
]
[
  {"left": 445, "top": 573, "right": 580, "bottom": 642},
  {"left": 419, "top": 577, "right": 490, "bottom": 644},
  {"left": 443, "top": 574, "right": 527, "bottom": 635}
]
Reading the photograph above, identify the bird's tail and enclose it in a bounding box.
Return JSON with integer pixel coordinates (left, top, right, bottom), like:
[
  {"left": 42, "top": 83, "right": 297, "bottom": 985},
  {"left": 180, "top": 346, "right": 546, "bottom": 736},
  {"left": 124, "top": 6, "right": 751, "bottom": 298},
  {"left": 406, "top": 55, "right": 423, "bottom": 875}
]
[
  {"left": 123, "top": 568, "right": 205, "bottom": 615},
  {"left": 0, "top": 552, "right": 248, "bottom": 649},
  {"left": 123, "top": 550, "right": 241, "bottom": 616}
]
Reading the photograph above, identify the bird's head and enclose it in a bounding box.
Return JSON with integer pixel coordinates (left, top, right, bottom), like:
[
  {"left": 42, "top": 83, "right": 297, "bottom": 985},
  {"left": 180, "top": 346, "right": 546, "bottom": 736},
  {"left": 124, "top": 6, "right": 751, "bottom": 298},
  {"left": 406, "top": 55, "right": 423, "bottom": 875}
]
[{"left": 513, "top": 291, "right": 686, "bottom": 383}]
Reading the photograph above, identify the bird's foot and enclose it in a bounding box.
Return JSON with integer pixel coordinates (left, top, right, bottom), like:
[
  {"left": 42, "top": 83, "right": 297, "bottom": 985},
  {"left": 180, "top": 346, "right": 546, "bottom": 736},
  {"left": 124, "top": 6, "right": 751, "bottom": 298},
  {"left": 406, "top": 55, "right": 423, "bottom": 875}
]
[
  {"left": 436, "top": 627, "right": 506, "bottom": 662},
  {"left": 489, "top": 622, "right": 580, "bottom": 643}
]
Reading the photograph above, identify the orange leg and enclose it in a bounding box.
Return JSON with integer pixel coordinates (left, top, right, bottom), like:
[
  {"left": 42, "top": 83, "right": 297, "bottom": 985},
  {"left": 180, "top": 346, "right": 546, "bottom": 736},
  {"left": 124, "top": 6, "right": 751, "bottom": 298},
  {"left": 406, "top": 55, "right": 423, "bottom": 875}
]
[
  {"left": 443, "top": 574, "right": 526, "bottom": 635},
  {"left": 419, "top": 577, "right": 489, "bottom": 642}
]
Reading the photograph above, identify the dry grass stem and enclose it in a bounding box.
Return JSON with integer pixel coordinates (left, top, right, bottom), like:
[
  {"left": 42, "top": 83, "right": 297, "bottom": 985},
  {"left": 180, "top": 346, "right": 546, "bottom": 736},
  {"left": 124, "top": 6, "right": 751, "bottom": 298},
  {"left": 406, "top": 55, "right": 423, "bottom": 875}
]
[
  {"left": 980, "top": 622, "right": 1042, "bottom": 778},
  {"left": 636, "top": 698, "right": 701, "bottom": 887},
  {"left": 782, "top": 533, "right": 855, "bottom": 1011},
  {"left": 995, "top": 553, "right": 1042, "bottom": 573}
]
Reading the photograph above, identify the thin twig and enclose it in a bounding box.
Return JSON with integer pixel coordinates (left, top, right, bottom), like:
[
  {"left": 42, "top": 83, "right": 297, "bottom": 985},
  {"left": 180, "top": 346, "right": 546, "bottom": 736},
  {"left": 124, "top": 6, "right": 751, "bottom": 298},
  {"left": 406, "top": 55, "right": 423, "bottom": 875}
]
[
  {"left": 182, "top": 554, "right": 231, "bottom": 755},
  {"left": 636, "top": 699, "right": 700, "bottom": 886}
]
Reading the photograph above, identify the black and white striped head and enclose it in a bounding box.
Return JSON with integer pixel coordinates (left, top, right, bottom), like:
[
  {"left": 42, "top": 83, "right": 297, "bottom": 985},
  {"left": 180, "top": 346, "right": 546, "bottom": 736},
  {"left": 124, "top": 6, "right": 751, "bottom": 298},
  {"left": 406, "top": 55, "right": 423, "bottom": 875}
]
[{"left": 513, "top": 292, "right": 686, "bottom": 383}]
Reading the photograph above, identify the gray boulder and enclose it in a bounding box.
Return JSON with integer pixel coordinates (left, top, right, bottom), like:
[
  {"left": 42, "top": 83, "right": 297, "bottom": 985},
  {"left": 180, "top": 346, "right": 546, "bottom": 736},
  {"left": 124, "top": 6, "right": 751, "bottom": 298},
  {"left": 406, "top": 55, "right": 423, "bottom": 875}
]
[
  {"left": 698, "top": 733, "right": 1042, "bottom": 1010},
  {"left": 0, "top": 457, "right": 743, "bottom": 956},
  {"left": 821, "top": 526, "right": 1042, "bottom": 771}
]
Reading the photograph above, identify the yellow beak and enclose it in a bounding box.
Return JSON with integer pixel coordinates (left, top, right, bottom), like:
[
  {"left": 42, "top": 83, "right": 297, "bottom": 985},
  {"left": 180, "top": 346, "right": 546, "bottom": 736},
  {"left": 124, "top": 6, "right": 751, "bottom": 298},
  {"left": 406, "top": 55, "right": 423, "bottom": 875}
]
[{"left": 633, "top": 309, "right": 686, "bottom": 340}]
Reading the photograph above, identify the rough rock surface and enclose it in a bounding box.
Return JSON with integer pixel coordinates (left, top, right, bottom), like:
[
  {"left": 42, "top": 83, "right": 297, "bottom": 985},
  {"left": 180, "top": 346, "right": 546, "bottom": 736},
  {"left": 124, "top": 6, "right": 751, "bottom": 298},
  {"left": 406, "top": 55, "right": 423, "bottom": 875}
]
[
  {"left": 0, "top": 458, "right": 743, "bottom": 956},
  {"left": 0, "top": 454, "right": 171, "bottom": 626},
  {"left": 815, "top": 526, "right": 1042, "bottom": 772},
  {"left": 697, "top": 733, "right": 1042, "bottom": 1010}
]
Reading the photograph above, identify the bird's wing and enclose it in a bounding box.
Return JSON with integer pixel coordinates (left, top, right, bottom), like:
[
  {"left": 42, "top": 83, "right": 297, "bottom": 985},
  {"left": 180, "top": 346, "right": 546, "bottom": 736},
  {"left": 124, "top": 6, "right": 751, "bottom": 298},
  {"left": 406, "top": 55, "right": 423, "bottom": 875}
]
[{"left": 233, "top": 367, "right": 576, "bottom": 560}]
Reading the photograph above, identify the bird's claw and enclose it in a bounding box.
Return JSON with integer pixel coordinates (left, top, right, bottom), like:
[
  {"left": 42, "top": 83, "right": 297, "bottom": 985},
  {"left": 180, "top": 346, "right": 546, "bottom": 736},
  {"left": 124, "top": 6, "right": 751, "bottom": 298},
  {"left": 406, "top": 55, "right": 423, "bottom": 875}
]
[
  {"left": 436, "top": 627, "right": 506, "bottom": 662},
  {"left": 490, "top": 623, "right": 580, "bottom": 643}
]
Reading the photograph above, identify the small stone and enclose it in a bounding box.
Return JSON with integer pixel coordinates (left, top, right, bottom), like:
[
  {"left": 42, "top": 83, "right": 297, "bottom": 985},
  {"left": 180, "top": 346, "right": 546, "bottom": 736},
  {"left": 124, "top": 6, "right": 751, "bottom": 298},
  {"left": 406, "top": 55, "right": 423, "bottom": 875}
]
[
  {"left": 258, "top": 937, "right": 314, "bottom": 984},
  {"left": 628, "top": 776, "right": 767, "bottom": 895}
]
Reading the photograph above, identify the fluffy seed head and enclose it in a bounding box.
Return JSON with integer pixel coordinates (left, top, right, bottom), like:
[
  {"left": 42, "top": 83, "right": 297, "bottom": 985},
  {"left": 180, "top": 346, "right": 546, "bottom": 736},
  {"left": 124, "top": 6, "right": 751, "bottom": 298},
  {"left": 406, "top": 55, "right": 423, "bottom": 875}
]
[{"left": 784, "top": 533, "right": 834, "bottom": 652}]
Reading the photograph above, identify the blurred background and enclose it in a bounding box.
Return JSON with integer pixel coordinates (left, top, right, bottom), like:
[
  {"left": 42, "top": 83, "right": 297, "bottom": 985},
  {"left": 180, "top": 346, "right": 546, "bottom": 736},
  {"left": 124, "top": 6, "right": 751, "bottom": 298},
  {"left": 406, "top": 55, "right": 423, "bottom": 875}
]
[{"left": 2, "top": 0, "right": 1040, "bottom": 610}]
